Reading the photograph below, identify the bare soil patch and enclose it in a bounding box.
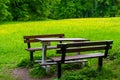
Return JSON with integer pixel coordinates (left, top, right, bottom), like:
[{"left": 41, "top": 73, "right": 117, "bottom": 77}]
[{"left": 12, "top": 68, "right": 53, "bottom": 80}]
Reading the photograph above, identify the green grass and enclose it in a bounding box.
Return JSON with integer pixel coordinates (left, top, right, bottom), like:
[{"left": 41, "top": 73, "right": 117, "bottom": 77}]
[
  {"left": 0, "top": 17, "right": 120, "bottom": 80},
  {"left": 60, "top": 67, "right": 118, "bottom": 80}
]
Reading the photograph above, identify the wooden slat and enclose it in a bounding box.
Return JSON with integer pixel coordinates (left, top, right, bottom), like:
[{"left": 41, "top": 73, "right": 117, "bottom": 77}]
[
  {"left": 24, "top": 34, "right": 64, "bottom": 43},
  {"left": 57, "top": 40, "right": 113, "bottom": 48},
  {"left": 35, "top": 38, "right": 88, "bottom": 42},
  {"left": 24, "top": 39, "right": 40, "bottom": 43},
  {"left": 57, "top": 45, "right": 112, "bottom": 53},
  {"left": 26, "top": 46, "right": 57, "bottom": 52},
  {"left": 63, "top": 60, "right": 87, "bottom": 64},
  {"left": 25, "top": 38, "right": 89, "bottom": 43},
  {"left": 39, "top": 60, "right": 87, "bottom": 66},
  {"left": 24, "top": 34, "right": 64, "bottom": 39},
  {"left": 39, "top": 62, "right": 57, "bottom": 66},
  {"left": 66, "top": 45, "right": 112, "bottom": 53},
  {"left": 51, "top": 53, "right": 104, "bottom": 62},
  {"left": 35, "top": 59, "right": 52, "bottom": 63}
]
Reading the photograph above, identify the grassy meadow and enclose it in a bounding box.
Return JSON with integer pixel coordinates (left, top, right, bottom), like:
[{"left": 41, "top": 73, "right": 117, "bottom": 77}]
[{"left": 0, "top": 17, "right": 120, "bottom": 80}]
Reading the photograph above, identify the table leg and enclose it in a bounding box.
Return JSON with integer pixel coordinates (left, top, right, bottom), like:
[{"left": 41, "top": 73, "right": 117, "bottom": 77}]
[
  {"left": 42, "top": 42, "right": 47, "bottom": 64},
  {"left": 41, "top": 42, "right": 50, "bottom": 73}
]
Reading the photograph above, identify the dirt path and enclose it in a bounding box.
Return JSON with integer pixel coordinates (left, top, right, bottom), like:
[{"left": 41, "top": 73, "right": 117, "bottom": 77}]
[{"left": 13, "top": 68, "right": 52, "bottom": 80}]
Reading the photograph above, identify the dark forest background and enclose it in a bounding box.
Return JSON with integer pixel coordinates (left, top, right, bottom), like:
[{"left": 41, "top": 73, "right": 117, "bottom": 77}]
[{"left": 0, "top": 0, "right": 120, "bottom": 21}]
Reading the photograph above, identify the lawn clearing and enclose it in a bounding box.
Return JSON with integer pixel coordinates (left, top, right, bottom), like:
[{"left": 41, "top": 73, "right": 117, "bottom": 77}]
[{"left": 0, "top": 17, "right": 120, "bottom": 79}]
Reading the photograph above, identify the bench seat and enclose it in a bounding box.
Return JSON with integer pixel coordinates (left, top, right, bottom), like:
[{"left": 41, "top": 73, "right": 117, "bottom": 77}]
[
  {"left": 26, "top": 46, "right": 57, "bottom": 52},
  {"left": 51, "top": 53, "right": 104, "bottom": 62},
  {"left": 39, "top": 59, "right": 87, "bottom": 66}
]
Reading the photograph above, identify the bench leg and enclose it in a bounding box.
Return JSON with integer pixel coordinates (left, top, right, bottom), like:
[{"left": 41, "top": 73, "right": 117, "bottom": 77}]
[
  {"left": 30, "top": 51, "right": 34, "bottom": 67},
  {"left": 98, "top": 57, "right": 103, "bottom": 70},
  {"left": 57, "top": 62, "right": 61, "bottom": 79}
]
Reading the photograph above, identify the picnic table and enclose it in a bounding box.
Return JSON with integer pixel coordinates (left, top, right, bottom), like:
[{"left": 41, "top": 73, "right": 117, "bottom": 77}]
[
  {"left": 35, "top": 38, "right": 88, "bottom": 64},
  {"left": 35, "top": 38, "right": 89, "bottom": 71}
]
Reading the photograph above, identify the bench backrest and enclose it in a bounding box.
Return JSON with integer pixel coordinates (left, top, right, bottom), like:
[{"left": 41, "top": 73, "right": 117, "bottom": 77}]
[
  {"left": 24, "top": 34, "right": 64, "bottom": 48},
  {"left": 57, "top": 40, "right": 113, "bottom": 63}
]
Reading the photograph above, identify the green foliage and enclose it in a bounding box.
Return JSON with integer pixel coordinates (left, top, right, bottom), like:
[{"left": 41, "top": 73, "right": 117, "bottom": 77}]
[
  {"left": 17, "top": 59, "right": 31, "bottom": 68},
  {"left": 28, "top": 0, "right": 51, "bottom": 20},
  {"left": 9, "top": 0, "right": 52, "bottom": 21},
  {"left": 29, "top": 65, "right": 56, "bottom": 78},
  {"left": 51, "top": 0, "right": 120, "bottom": 19},
  {"left": 108, "top": 47, "right": 120, "bottom": 60},
  {"left": 29, "top": 66, "right": 46, "bottom": 78},
  {"left": 0, "top": 0, "right": 120, "bottom": 21},
  {"left": 62, "top": 63, "right": 87, "bottom": 70},
  {"left": 0, "top": 1, "right": 13, "bottom": 21},
  {"left": 60, "top": 68, "right": 118, "bottom": 80},
  {"left": 55, "top": 0, "right": 76, "bottom": 19},
  {"left": 9, "top": 0, "right": 30, "bottom": 21}
]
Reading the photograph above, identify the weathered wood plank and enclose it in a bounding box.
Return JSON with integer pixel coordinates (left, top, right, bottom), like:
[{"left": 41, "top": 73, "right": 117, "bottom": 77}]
[
  {"left": 51, "top": 53, "right": 104, "bottom": 61},
  {"left": 24, "top": 34, "right": 64, "bottom": 43},
  {"left": 26, "top": 46, "right": 57, "bottom": 52},
  {"left": 39, "top": 60, "right": 87, "bottom": 66}
]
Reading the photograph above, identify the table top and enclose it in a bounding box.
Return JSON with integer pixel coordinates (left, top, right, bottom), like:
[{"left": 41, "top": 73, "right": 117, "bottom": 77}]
[{"left": 35, "top": 38, "right": 89, "bottom": 42}]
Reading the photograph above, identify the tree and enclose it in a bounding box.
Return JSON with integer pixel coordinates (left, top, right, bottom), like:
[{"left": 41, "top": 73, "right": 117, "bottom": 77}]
[
  {"left": 0, "top": 0, "right": 13, "bottom": 21},
  {"left": 0, "top": 0, "right": 120, "bottom": 21}
]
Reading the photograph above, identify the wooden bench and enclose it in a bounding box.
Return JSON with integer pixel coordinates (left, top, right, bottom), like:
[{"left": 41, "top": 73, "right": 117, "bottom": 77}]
[
  {"left": 24, "top": 34, "right": 65, "bottom": 64},
  {"left": 51, "top": 40, "right": 113, "bottom": 78}
]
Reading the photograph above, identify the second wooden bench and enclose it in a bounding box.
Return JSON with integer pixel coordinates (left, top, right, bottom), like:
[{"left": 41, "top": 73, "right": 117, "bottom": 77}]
[
  {"left": 51, "top": 40, "right": 113, "bottom": 78},
  {"left": 24, "top": 34, "right": 65, "bottom": 64}
]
